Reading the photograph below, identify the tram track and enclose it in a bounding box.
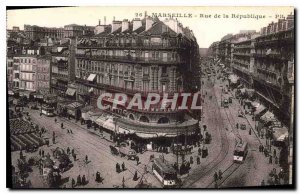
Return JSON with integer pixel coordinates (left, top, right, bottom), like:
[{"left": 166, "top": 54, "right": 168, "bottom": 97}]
[
  {"left": 183, "top": 78, "right": 230, "bottom": 188},
  {"left": 28, "top": 109, "right": 155, "bottom": 185},
  {"left": 206, "top": 162, "right": 241, "bottom": 188},
  {"left": 228, "top": 89, "right": 262, "bottom": 145}
]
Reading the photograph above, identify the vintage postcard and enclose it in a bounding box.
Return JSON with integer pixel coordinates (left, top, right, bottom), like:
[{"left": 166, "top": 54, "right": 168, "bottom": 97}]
[{"left": 6, "top": 6, "right": 295, "bottom": 189}]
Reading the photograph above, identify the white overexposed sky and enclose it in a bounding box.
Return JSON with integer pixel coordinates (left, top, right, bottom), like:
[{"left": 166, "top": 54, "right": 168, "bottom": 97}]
[{"left": 7, "top": 6, "right": 294, "bottom": 48}]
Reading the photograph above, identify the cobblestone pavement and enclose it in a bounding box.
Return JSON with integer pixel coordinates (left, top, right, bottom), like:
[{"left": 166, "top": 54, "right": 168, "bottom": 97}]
[{"left": 10, "top": 69, "right": 282, "bottom": 188}]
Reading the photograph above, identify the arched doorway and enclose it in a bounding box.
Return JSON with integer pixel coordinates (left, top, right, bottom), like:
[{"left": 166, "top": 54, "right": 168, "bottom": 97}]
[
  {"left": 139, "top": 115, "right": 149, "bottom": 123},
  {"left": 129, "top": 114, "right": 135, "bottom": 120},
  {"left": 157, "top": 117, "right": 170, "bottom": 124}
]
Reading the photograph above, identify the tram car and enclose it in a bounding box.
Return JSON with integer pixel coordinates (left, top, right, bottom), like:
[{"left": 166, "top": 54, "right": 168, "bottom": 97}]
[
  {"left": 152, "top": 158, "right": 178, "bottom": 188},
  {"left": 41, "top": 104, "right": 55, "bottom": 116},
  {"left": 233, "top": 142, "right": 248, "bottom": 163}
]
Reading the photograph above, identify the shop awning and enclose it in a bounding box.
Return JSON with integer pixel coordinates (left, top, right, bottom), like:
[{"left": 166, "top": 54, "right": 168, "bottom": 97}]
[
  {"left": 103, "top": 118, "right": 115, "bottom": 131},
  {"left": 82, "top": 112, "right": 90, "bottom": 121},
  {"left": 95, "top": 116, "right": 107, "bottom": 127},
  {"left": 272, "top": 126, "right": 288, "bottom": 142},
  {"left": 89, "top": 87, "right": 94, "bottom": 93},
  {"left": 34, "top": 94, "right": 44, "bottom": 99},
  {"left": 245, "top": 89, "right": 255, "bottom": 97},
  {"left": 66, "top": 88, "right": 76, "bottom": 96},
  {"left": 67, "top": 101, "right": 83, "bottom": 109},
  {"left": 251, "top": 101, "right": 260, "bottom": 108},
  {"left": 87, "top": 74, "right": 97, "bottom": 82},
  {"left": 8, "top": 90, "right": 14, "bottom": 95},
  {"left": 118, "top": 127, "right": 134, "bottom": 134},
  {"left": 260, "top": 111, "right": 276, "bottom": 123},
  {"left": 254, "top": 104, "right": 266, "bottom": 115},
  {"left": 240, "top": 88, "right": 246, "bottom": 94},
  {"left": 135, "top": 133, "right": 158, "bottom": 138}
]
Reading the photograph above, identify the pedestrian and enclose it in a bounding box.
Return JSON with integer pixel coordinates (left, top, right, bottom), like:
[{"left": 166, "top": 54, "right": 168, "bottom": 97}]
[
  {"left": 173, "top": 162, "right": 178, "bottom": 171},
  {"left": 85, "top": 155, "right": 88, "bottom": 163},
  {"left": 214, "top": 172, "right": 218, "bottom": 182},
  {"left": 236, "top": 123, "right": 239, "bottom": 129},
  {"left": 70, "top": 129, "right": 73, "bottom": 134},
  {"left": 197, "top": 156, "right": 201, "bottom": 165},
  {"left": 269, "top": 155, "right": 273, "bottom": 164},
  {"left": 54, "top": 118, "right": 57, "bottom": 123},
  {"left": 42, "top": 150, "right": 45, "bottom": 157},
  {"left": 136, "top": 156, "right": 139, "bottom": 165},
  {"left": 122, "top": 162, "right": 126, "bottom": 171},
  {"left": 67, "top": 129, "right": 70, "bottom": 133},
  {"left": 198, "top": 147, "right": 202, "bottom": 156},
  {"left": 133, "top": 171, "right": 138, "bottom": 181},
  {"left": 144, "top": 165, "right": 148, "bottom": 174},
  {"left": 61, "top": 123, "right": 64, "bottom": 129},
  {"left": 77, "top": 175, "right": 81, "bottom": 186},
  {"left": 71, "top": 178, "right": 76, "bottom": 188},
  {"left": 95, "top": 171, "right": 100, "bottom": 182},
  {"left": 82, "top": 175, "right": 86, "bottom": 185},
  {"left": 73, "top": 153, "right": 77, "bottom": 161},
  {"left": 116, "top": 163, "right": 120, "bottom": 173},
  {"left": 264, "top": 147, "right": 269, "bottom": 157},
  {"left": 218, "top": 170, "right": 223, "bottom": 180},
  {"left": 190, "top": 156, "right": 193, "bottom": 164},
  {"left": 39, "top": 149, "right": 42, "bottom": 156},
  {"left": 273, "top": 149, "right": 277, "bottom": 158}
]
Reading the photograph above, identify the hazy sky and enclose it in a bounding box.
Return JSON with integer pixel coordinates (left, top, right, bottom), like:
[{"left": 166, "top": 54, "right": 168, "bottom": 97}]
[{"left": 7, "top": 6, "right": 293, "bottom": 48}]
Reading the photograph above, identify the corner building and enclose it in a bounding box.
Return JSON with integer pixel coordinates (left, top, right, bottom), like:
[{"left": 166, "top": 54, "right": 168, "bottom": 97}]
[{"left": 75, "top": 16, "right": 200, "bottom": 140}]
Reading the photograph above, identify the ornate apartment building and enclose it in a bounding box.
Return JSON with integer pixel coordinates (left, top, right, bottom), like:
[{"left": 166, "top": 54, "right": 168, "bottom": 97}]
[
  {"left": 50, "top": 40, "right": 76, "bottom": 100},
  {"left": 36, "top": 56, "right": 51, "bottom": 95},
  {"left": 253, "top": 14, "right": 294, "bottom": 126},
  {"left": 24, "top": 25, "right": 64, "bottom": 41},
  {"left": 208, "top": 13, "right": 294, "bottom": 127},
  {"left": 74, "top": 16, "right": 200, "bottom": 137},
  {"left": 232, "top": 33, "right": 260, "bottom": 88},
  {"left": 64, "top": 24, "right": 95, "bottom": 38}
]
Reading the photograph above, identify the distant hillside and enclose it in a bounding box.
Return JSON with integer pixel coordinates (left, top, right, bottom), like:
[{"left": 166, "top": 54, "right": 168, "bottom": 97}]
[{"left": 199, "top": 48, "right": 208, "bottom": 57}]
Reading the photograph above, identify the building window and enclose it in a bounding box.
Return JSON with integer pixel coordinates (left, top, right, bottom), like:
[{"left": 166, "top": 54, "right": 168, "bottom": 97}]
[
  {"left": 158, "top": 117, "right": 170, "bottom": 124},
  {"left": 139, "top": 115, "right": 149, "bottom": 123},
  {"left": 128, "top": 114, "right": 135, "bottom": 120}
]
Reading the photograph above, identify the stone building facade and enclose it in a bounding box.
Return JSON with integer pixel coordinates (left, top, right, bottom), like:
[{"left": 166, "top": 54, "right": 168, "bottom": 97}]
[{"left": 75, "top": 16, "right": 200, "bottom": 137}]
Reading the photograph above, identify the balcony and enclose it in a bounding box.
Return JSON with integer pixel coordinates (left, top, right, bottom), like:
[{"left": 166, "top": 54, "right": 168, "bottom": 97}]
[
  {"left": 253, "top": 52, "right": 285, "bottom": 60},
  {"left": 75, "top": 77, "right": 179, "bottom": 97},
  {"left": 117, "top": 117, "right": 199, "bottom": 135},
  {"left": 76, "top": 54, "right": 184, "bottom": 65},
  {"left": 77, "top": 42, "right": 183, "bottom": 50},
  {"left": 233, "top": 52, "right": 251, "bottom": 57}
]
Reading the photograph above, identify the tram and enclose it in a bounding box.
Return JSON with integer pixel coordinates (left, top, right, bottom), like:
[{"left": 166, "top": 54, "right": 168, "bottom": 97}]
[
  {"left": 233, "top": 142, "right": 248, "bottom": 163},
  {"left": 152, "top": 158, "right": 177, "bottom": 187},
  {"left": 41, "top": 104, "right": 55, "bottom": 116}
]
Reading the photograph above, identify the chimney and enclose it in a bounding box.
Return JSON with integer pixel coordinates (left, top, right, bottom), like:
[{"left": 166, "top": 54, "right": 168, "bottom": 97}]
[
  {"left": 122, "top": 19, "right": 129, "bottom": 32},
  {"left": 145, "top": 16, "right": 154, "bottom": 31},
  {"left": 133, "top": 18, "right": 142, "bottom": 31},
  {"left": 112, "top": 20, "right": 122, "bottom": 33},
  {"left": 98, "top": 19, "right": 101, "bottom": 26},
  {"left": 104, "top": 16, "right": 106, "bottom": 25},
  {"left": 113, "top": 16, "right": 115, "bottom": 21}
]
